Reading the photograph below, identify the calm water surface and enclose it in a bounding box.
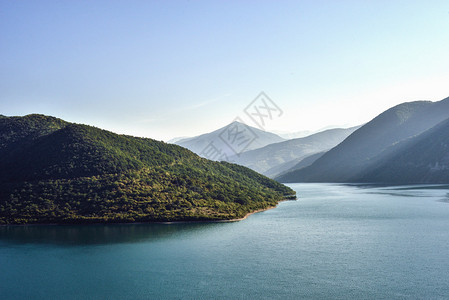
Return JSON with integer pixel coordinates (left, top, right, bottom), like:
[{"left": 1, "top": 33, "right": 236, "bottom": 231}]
[{"left": 1, "top": 183, "right": 449, "bottom": 299}]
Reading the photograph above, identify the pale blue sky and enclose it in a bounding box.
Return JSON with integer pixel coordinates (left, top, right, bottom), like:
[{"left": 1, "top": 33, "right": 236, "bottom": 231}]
[{"left": 1, "top": 1, "right": 448, "bottom": 140}]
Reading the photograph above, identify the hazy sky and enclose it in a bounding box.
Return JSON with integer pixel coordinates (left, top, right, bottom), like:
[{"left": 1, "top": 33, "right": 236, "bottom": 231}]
[{"left": 1, "top": 1, "right": 448, "bottom": 141}]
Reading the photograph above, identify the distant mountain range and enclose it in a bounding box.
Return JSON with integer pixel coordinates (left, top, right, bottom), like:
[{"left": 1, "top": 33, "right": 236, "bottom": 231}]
[
  {"left": 277, "top": 96, "right": 449, "bottom": 183},
  {"left": 3, "top": 95, "right": 447, "bottom": 226},
  {"left": 275, "top": 151, "right": 326, "bottom": 178},
  {"left": 228, "top": 126, "right": 360, "bottom": 177},
  {"left": 272, "top": 130, "right": 314, "bottom": 139},
  {"left": 174, "top": 121, "right": 285, "bottom": 160},
  {"left": 0, "top": 114, "right": 294, "bottom": 224},
  {"left": 273, "top": 124, "right": 355, "bottom": 140}
]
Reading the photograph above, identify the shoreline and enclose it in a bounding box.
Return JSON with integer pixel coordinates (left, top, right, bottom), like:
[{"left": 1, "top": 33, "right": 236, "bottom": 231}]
[
  {"left": 0, "top": 198, "right": 294, "bottom": 227},
  {"left": 158, "top": 204, "right": 279, "bottom": 224}
]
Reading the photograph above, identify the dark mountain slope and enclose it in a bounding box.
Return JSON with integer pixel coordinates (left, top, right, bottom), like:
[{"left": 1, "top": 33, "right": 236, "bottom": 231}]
[
  {"left": 358, "top": 118, "right": 449, "bottom": 183},
  {"left": 0, "top": 115, "right": 294, "bottom": 224},
  {"left": 277, "top": 97, "right": 449, "bottom": 183},
  {"left": 0, "top": 114, "right": 68, "bottom": 154}
]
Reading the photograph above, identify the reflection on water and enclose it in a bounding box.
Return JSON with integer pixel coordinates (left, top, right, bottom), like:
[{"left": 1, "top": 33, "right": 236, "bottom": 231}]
[
  {"left": 2, "top": 184, "right": 448, "bottom": 246},
  {"left": 0, "top": 222, "right": 225, "bottom": 246},
  {"left": 347, "top": 183, "right": 449, "bottom": 199},
  {"left": 439, "top": 192, "right": 449, "bottom": 203},
  {"left": 346, "top": 183, "right": 449, "bottom": 190}
]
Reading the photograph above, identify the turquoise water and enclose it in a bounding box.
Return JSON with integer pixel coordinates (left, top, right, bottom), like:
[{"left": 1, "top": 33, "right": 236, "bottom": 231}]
[{"left": 1, "top": 183, "right": 449, "bottom": 299}]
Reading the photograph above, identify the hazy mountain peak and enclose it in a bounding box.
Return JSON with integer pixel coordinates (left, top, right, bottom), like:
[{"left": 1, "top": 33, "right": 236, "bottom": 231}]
[
  {"left": 229, "top": 120, "right": 245, "bottom": 126},
  {"left": 174, "top": 120, "right": 285, "bottom": 160}
]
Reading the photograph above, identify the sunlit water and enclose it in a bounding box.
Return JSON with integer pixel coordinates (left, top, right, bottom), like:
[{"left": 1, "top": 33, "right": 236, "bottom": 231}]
[{"left": 1, "top": 183, "right": 449, "bottom": 299}]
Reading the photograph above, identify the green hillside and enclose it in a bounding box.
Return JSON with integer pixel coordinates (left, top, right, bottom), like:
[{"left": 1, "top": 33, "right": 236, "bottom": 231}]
[{"left": 0, "top": 114, "right": 295, "bottom": 224}]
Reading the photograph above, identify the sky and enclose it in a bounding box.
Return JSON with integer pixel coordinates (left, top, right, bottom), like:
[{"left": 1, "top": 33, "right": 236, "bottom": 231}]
[{"left": 1, "top": 0, "right": 449, "bottom": 141}]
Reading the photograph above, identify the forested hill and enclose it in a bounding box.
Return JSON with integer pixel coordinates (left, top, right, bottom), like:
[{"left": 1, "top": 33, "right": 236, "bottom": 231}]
[{"left": 0, "top": 114, "right": 295, "bottom": 225}]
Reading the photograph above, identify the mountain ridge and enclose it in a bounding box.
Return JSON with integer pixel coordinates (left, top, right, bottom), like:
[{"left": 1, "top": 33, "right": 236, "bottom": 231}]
[
  {"left": 228, "top": 126, "right": 360, "bottom": 177},
  {"left": 277, "top": 97, "right": 449, "bottom": 183}
]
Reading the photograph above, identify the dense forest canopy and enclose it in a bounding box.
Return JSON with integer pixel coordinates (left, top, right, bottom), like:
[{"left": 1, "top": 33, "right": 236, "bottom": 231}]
[{"left": 0, "top": 114, "right": 295, "bottom": 224}]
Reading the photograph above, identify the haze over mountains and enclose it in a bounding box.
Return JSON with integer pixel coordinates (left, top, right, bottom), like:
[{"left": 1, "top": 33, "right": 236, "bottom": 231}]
[
  {"left": 176, "top": 95, "right": 449, "bottom": 184},
  {"left": 172, "top": 120, "right": 360, "bottom": 178},
  {"left": 1, "top": 95, "right": 448, "bottom": 225},
  {"left": 228, "top": 126, "right": 360, "bottom": 177},
  {"left": 276, "top": 151, "right": 326, "bottom": 178},
  {"left": 277, "top": 96, "right": 449, "bottom": 184},
  {"left": 174, "top": 121, "right": 285, "bottom": 160},
  {"left": 272, "top": 130, "right": 314, "bottom": 140}
]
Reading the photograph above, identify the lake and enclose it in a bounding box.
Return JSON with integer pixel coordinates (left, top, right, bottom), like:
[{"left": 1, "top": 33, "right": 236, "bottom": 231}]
[{"left": 1, "top": 183, "right": 449, "bottom": 299}]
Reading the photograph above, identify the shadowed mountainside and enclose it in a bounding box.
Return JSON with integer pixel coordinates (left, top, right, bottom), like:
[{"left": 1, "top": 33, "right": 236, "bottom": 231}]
[
  {"left": 357, "top": 117, "right": 449, "bottom": 183},
  {"left": 277, "top": 97, "right": 449, "bottom": 183}
]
